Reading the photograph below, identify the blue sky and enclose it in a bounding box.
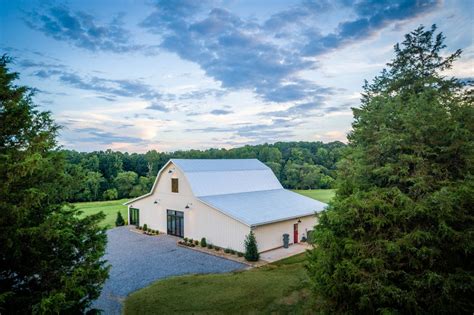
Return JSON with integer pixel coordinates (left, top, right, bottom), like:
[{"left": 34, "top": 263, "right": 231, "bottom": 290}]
[{"left": 1, "top": 0, "right": 473, "bottom": 152}]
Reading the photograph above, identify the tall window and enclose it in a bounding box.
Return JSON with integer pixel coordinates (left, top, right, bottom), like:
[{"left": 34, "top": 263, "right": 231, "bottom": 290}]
[{"left": 171, "top": 178, "right": 179, "bottom": 193}]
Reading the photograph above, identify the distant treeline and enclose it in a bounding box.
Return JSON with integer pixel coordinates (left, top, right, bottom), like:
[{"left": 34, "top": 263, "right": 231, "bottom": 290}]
[{"left": 64, "top": 141, "right": 346, "bottom": 202}]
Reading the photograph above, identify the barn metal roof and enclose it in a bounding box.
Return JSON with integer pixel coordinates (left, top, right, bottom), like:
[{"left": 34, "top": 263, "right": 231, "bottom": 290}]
[
  {"left": 126, "top": 159, "right": 328, "bottom": 226},
  {"left": 172, "top": 159, "right": 326, "bottom": 225},
  {"left": 172, "top": 159, "right": 282, "bottom": 197},
  {"left": 199, "top": 189, "right": 326, "bottom": 226}
]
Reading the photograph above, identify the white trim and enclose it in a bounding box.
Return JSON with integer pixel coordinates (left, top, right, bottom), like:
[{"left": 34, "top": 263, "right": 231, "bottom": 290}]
[{"left": 250, "top": 212, "right": 317, "bottom": 227}]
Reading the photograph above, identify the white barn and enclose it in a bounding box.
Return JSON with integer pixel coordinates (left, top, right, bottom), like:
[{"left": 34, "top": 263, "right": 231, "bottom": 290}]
[{"left": 124, "top": 159, "right": 326, "bottom": 253}]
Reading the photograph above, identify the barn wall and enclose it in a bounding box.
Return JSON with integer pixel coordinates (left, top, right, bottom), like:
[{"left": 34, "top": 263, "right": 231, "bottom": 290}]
[
  {"left": 127, "top": 162, "right": 250, "bottom": 252},
  {"left": 253, "top": 215, "right": 317, "bottom": 252}
]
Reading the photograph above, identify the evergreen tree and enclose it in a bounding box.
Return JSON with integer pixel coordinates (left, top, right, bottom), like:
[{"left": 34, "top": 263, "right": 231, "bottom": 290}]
[
  {"left": 307, "top": 25, "right": 473, "bottom": 314},
  {"left": 0, "top": 56, "right": 109, "bottom": 313},
  {"left": 115, "top": 211, "right": 125, "bottom": 227},
  {"left": 244, "top": 231, "right": 260, "bottom": 261}
]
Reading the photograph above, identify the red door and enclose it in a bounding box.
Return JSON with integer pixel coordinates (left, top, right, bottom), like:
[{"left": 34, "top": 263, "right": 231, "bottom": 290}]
[{"left": 293, "top": 224, "right": 298, "bottom": 243}]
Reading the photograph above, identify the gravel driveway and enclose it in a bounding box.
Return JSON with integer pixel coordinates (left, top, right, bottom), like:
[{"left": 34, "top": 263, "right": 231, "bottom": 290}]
[{"left": 92, "top": 227, "right": 246, "bottom": 314}]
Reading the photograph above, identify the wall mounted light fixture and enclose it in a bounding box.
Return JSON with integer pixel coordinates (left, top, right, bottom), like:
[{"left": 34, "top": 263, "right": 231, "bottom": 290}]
[{"left": 185, "top": 203, "right": 193, "bottom": 209}]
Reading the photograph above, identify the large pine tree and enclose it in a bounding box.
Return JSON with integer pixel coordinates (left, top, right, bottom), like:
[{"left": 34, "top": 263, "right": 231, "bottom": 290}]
[
  {"left": 0, "top": 56, "right": 109, "bottom": 314},
  {"left": 307, "top": 25, "right": 473, "bottom": 314}
]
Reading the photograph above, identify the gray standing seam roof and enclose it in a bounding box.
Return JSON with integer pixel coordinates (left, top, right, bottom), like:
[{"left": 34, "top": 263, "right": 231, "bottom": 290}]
[{"left": 169, "top": 159, "right": 327, "bottom": 226}]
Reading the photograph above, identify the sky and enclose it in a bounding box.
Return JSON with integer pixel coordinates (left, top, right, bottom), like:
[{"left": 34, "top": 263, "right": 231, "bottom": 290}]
[{"left": 1, "top": 0, "right": 473, "bottom": 153}]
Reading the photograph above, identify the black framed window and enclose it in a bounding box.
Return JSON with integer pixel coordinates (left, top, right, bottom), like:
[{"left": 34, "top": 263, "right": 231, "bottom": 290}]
[{"left": 167, "top": 209, "right": 184, "bottom": 237}]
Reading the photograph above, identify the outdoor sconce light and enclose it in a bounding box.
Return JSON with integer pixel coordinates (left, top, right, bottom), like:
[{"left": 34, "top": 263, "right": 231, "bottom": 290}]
[
  {"left": 154, "top": 199, "right": 160, "bottom": 204},
  {"left": 297, "top": 219, "right": 302, "bottom": 223},
  {"left": 185, "top": 203, "right": 192, "bottom": 209},
  {"left": 168, "top": 168, "right": 175, "bottom": 174}
]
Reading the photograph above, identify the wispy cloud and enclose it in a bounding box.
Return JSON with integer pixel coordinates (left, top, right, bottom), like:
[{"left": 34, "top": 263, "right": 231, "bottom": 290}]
[
  {"left": 210, "top": 109, "right": 233, "bottom": 115},
  {"left": 302, "top": 0, "right": 441, "bottom": 55},
  {"left": 73, "top": 127, "right": 144, "bottom": 144},
  {"left": 25, "top": 5, "right": 142, "bottom": 53}
]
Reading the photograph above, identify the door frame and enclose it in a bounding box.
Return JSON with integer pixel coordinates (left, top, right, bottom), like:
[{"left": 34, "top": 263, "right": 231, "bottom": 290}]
[
  {"left": 129, "top": 208, "right": 139, "bottom": 226},
  {"left": 293, "top": 223, "right": 299, "bottom": 244},
  {"left": 167, "top": 209, "right": 184, "bottom": 237}
]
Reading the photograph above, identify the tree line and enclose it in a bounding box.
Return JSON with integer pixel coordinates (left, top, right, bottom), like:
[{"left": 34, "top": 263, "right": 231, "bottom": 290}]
[{"left": 63, "top": 141, "right": 346, "bottom": 202}]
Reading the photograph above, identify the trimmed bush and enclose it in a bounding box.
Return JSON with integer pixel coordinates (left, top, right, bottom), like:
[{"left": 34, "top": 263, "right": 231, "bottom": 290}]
[
  {"left": 194, "top": 240, "right": 199, "bottom": 245},
  {"left": 200, "top": 238, "right": 207, "bottom": 247},
  {"left": 184, "top": 237, "right": 188, "bottom": 242},
  {"left": 230, "top": 249, "right": 236, "bottom": 255},
  {"left": 138, "top": 226, "right": 142, "bottom": 230},
  {"left": 214, "top": 246, "right": 220, "bottom": 251},
  {"left": 207, "top": 244, "right": 213, "bottom": 249},
  {"left": 224, "top": 248, "right": 231, "bottom": 254},
  {"left": 143, "top": 224, "right": 148, "bottom": 232},
  {"left": 244, "top": 231, "right": 259, "bottom": 261},
  {"left": 189, "top": 238, "right": 193, "bottom": 244},
  {"left": 237, "top": 252, "right": 244, "bottom": 257},
  {"left": 115, "top": 211, "right": 125, "bottom": 227}
]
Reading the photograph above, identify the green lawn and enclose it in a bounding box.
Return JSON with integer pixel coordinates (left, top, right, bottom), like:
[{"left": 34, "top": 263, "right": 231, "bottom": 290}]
[
  {"left": 124, "top": 253, "right": 316, "bottom": 314},
  {"left": 294, "top": 189, "right": 335, "bottom": 203},
  {"left": 73, "top": 199, "right": 128, "bottom": 229}
]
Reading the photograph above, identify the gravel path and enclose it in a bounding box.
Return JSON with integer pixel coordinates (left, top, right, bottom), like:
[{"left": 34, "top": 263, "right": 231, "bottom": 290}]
[{"left": 92, "top": 227, "right": 246, "bottom": 314}]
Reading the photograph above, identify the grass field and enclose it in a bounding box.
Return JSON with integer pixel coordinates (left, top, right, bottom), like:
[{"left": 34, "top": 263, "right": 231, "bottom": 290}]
[
  {"left": 124, "top": 253, "right": 316, "bottom": 314},
  {"left": 294, "top": 189, "right": 335, "bottom": 203},
  {"left": 73, "top": 199, "right": 128, "bottom": 229}
]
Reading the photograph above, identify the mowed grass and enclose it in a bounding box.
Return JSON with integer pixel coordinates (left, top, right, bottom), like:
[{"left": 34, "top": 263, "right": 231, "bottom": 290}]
[
  {"left": 294, "top": 189, "right": 335, "bottom": 203},
  {"left": 73, "top": 199, "right": 128, "bottom": 229},
  {"left": 124, "top": 253, "right": 317, "bottom": 314}
]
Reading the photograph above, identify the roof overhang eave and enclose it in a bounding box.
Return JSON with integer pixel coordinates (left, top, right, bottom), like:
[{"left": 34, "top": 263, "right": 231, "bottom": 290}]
[{"left": 250, "top": 211, "right": 320, "bottom": 228}]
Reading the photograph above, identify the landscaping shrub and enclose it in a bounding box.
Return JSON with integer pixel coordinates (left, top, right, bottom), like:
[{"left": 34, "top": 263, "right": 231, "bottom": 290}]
[
  {"left": 194, "top": 240, "right": 199, "bottom": 245},
  {"left": 237, "top": 252, "right": 244, "bottom": 257},
  {"left": 138, "top": 226, "right": 142, "bottom": 230},
  {"left": 115, "top": 211, "right": 125, "bottom": 227},
  {"left": 214, "top": 246, "right": 220, "bottom": 251},
  {"left": 244, "top": 231, "right": 259, "bottom": 261},
  {"left": 189, "top": 238, "right": 193, "bottom": 244},
  {"left": 224, "top": 248, "right": 231, "bottom": 254},
  {"left": 230, "top": 249, "right": 236, "bottom": 255},
  {"left": 207, "top": 244, "right": 213, "bottom": 249},
  {"left": 200, "top": 237, "right": 207, "bottom": 247},
  {"left": 184, "top": 237, "right": 188, "bottom": 242},
  {"left": 143, "top": 224, "right": 148, "bottom": 232}
]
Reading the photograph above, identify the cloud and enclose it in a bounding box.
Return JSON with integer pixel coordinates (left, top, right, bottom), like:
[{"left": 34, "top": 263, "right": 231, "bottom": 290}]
[
  {"left": 141, "top": 3, "right": 317, "bottom": 103},
  {"left": 74, "top": 127, "right": 143, "bottom": 144},
  {"left": 140, "top": 0, "right": 439, "bottom": 104},
  {"left": 28, "top": 65, "right": 168, "bottom": 110},
  {"left": 25, "top": 5, "right": 142, "bottom": 53},
  {"left": 146, "top": 103, "right": 170, "bottom": 112},
  {"left": 302, "top": 0, "right": 440, "bottom": 55},
  {"left": 210, "top": 109, "right": 233, "bottom": 115}
]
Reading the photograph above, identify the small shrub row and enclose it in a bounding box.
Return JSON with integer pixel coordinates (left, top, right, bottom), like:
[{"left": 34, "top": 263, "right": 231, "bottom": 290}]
[
  {"left": 137, "top": 225, "right": 159, "bottom": 235},
  {"left": 180, "top": 238, "right": 199, "bottom": 247}
]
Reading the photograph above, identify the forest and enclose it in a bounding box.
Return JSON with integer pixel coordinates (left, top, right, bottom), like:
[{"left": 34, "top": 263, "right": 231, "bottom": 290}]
[{"left": 63, "top": 141, "right": 346, "bottom": 202}]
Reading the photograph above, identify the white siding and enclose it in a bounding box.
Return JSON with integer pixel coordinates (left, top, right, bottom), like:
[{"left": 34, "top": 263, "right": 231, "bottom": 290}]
[
  {"left": 253, "top": 215, "right": 318, "bottom": 252},
  {"left": 127, "top": 162, "right": 250, "bottom": 252}
]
